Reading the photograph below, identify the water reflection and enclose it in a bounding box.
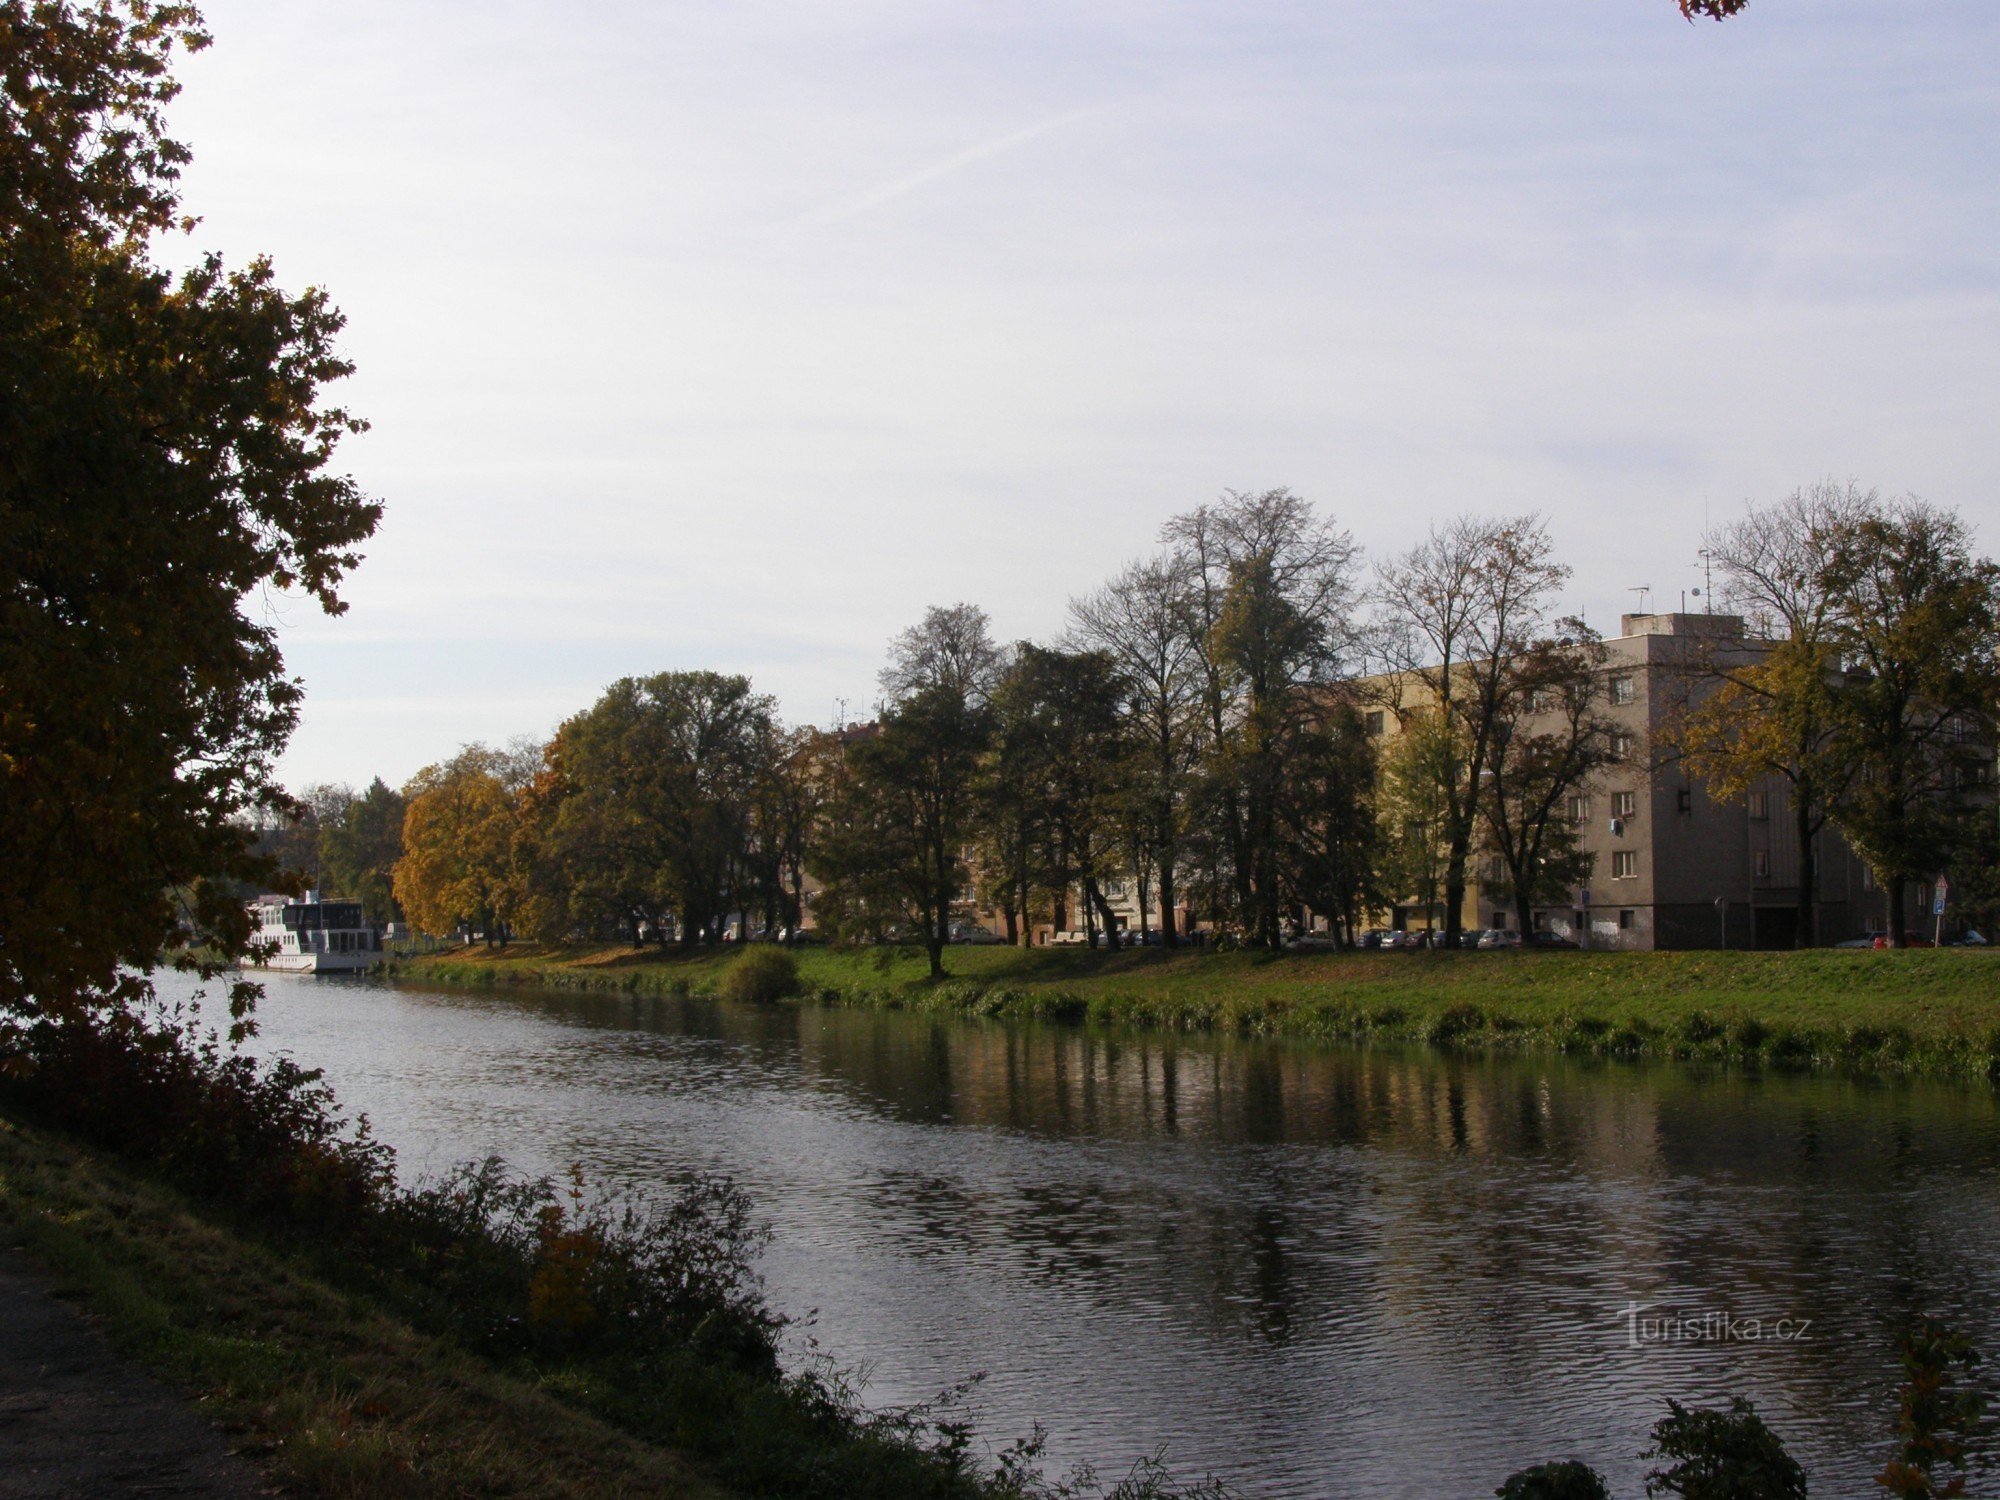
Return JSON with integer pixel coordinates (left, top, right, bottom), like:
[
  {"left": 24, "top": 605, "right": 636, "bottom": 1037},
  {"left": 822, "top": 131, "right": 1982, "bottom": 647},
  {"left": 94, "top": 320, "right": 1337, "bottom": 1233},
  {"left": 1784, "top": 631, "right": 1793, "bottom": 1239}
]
[{"left": 198, "top": 973, "right": 2000, "bottom": 1499}]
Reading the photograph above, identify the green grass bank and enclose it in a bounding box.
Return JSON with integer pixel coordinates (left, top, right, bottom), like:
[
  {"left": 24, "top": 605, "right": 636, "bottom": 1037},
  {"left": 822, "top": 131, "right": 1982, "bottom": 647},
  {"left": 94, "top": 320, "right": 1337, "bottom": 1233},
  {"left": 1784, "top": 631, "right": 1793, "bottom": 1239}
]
[{"left": 389, "top": 943, "right": 2000, "bottom": 1083}]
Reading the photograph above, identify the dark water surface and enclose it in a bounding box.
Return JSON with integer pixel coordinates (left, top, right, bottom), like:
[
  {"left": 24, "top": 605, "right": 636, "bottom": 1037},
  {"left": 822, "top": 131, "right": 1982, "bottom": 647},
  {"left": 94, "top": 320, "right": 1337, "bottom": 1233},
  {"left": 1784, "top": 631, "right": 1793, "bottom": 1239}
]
[{"left": 177, "top": 971, "right": 2000, "bottom": 1498}]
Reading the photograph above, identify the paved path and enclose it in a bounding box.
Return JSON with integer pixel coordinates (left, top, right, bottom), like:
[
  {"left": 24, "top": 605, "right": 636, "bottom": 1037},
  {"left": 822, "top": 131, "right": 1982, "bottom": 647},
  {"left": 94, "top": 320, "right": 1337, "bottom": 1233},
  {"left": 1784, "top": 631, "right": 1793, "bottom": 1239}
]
[{"left": 0, "top": 1251, "right": 269, "bottom": 1498}]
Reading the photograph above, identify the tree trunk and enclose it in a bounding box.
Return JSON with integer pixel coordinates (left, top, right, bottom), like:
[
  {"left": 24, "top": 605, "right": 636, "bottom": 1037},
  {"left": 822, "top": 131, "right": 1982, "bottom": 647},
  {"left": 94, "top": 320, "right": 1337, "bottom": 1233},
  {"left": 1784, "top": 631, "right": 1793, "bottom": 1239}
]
[
  {"left": 1159, "top": 859, "right": 1179, "bottom": 948},
  {"left": 1443, "top": 866, "right": 1467, "bottom": 946},
  {"left": 1794, "top": 798, "right": 1817, "bottom": 949},
  {"left": 1088, "top": 879, "right": 1121, "bottom": 950},
  {"left": 1887, "top": 878, "right": 1907, "bottom": 949},
  {"left": 1136, "top": 866, "right": 1151, "bottom": 945}
]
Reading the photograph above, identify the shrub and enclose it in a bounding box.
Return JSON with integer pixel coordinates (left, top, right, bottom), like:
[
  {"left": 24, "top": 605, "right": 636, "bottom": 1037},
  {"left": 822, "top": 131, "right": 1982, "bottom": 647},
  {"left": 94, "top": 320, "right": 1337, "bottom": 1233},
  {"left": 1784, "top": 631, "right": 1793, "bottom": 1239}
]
[
  {"left": 716, "top": 945, "right": 800, "bottom": 1004},
  {"left": 1644, "top": 1398, "right": 1805, "bottom": 1499},
  {"left": 1875, "top": 1316, "right": 1984, "bottom": 1499},
  {"left": 1427, "top": 1004, "right": 1486, "bottom": 1045},
  {"left": 1496, "top": 1460, "right": 1611, "bottom": 1500}
]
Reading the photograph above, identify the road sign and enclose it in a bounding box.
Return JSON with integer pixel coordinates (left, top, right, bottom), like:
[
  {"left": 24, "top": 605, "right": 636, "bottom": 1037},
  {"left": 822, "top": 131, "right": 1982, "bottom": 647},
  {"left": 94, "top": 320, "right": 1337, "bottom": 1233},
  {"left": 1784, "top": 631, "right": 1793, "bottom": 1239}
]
[{"left": 1934, "top": 878, "right": 1949, "bottom": 917}]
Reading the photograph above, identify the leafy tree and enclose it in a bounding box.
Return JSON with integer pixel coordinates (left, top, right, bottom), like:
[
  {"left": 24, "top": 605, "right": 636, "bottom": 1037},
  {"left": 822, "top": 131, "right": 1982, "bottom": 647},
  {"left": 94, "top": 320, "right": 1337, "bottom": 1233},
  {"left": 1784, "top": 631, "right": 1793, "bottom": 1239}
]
[
  {"left": 1374, "top": 515, "right": 1568, "bottom": 945},
  {"left": 824, "top": 682, "right": 991, "bottom": 978},
  {"left": 809, "top": 725, "right": 922, "bottom": 948},
  {"left": 1680, "top": 0, "right": 1749, "bottom": 17},
  {"left": 0, "top": 0, "right": 379, "bottom": 1023},
  {"left": 1664, "top": 484, "right": 1870, "bottom": 947},
  {"left": 319, "top": 778, "right": 405, "bottom": 920},
  {"left": 1376, "top": 711, "right": 1458, "bottom": 931},
  {"left": 986, "top": 644, "right": 1131, "bottom": 946},
  {"left": 1269, "top": 697, "right": 1379, "bottom": 943},
  {"left": 1821, "top": 501, "right": 2000, "bottom": 945},
  {"left": 1644, "top": 1398, "right": 1805, "bottom": 1500},
  {"left": 745, "top": 724, "right": 834, "bottom": 940},
  {"left": 1480, "top": 621, "right": 1615, "bottom": 936},
  {"left": 1165, "top": 489, "right": 1360, "bottom": 947},
  {"left": 544, "top": 673, "right": 775, "bottom": 946},
  {"left": 1071, "top": 554, "right": 1204, "bottom": 946},
  {"left": 394, "top": 747, "right": 525, "bottom": 944}
]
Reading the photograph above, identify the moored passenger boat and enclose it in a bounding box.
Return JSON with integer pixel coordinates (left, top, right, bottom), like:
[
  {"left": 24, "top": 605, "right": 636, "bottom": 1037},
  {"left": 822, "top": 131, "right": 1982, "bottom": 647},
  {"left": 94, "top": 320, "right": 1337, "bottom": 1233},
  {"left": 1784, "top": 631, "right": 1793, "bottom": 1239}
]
[{"left": 246, "top": 892, "right": 381, "bottom": 973}]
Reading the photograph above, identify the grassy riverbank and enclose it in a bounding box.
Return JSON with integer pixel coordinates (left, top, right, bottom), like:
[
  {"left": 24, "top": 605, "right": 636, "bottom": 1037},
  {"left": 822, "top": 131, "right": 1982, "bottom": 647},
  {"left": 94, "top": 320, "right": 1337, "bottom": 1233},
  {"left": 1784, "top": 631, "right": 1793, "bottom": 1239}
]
[{"left": 391, "top": 942, "right": 2000, "bottom": 1081}]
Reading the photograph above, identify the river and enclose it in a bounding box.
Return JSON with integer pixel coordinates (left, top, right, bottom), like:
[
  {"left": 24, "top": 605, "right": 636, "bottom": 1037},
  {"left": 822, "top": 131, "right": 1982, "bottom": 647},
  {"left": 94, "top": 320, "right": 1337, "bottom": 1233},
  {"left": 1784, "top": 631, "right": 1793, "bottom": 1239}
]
[{"left": 166, "top": 969, "right": 2000, "bottom": 1498}]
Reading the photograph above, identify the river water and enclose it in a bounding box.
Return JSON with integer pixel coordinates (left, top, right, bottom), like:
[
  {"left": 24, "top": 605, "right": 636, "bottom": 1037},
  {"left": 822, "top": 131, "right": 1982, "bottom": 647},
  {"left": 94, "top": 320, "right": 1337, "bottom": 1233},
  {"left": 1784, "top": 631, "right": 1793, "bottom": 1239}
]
[{"left": 167, "top": 970, "right": 2000, "bottom": 1498}]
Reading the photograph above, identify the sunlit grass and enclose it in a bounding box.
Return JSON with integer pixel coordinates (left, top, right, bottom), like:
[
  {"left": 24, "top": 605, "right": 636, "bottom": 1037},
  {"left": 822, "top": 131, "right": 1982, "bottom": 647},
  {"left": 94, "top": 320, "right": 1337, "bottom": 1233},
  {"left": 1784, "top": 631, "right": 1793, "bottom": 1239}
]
[{"left": 400, "top": 942, "right": 2000, "bottom": 1080}]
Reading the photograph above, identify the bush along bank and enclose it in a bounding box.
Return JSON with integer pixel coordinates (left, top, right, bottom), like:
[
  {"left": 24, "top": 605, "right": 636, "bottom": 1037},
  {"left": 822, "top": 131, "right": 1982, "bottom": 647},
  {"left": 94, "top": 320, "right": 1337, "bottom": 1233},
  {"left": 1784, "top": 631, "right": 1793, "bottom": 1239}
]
[
  {"left": 0, "top": 1002, "right": 1230, "bottom": 1500},
  {"left": 384, "top": 945, "right": 2000, "bottom": 1085}
]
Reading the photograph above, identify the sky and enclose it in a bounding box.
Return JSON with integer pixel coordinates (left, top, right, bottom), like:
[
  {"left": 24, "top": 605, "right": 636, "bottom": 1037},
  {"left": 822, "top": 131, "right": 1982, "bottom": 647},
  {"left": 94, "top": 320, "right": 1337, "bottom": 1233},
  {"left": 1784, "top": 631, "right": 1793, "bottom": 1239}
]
[{"left": 164, "top": 1, "right": 2000, "bottom": 790}]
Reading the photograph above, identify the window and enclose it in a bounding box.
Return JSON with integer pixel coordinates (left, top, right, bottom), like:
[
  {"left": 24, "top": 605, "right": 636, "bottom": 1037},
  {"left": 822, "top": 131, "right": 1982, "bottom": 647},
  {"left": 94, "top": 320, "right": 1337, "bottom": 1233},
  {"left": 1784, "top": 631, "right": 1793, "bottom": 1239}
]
[
  {"left": 1676, "top": 787, "right": 1693, "bottom": 814},
  {"left": 1611, "top": 791, "right": 1637, "bottom": 819},
  {"left": 1618, "top": 909, "right": 1635, "bottom": 931},
  {"left": 1608, "top": 675, "right": 1636, "bottom": 706},
  {"left": 1568, "top": 795, "right": 1591, "bottom": 825},
  {"left": 1752, "top": 850, "right": 1771, "bottom": 878},
  {"left": 1611, "top": 851, "right": 1638, "bottom": 879},
  {"left": 1862, "top": 866, "right": 1877, "bottom": 891},
  {"left": 1365, "top": 710, "right": 1385, "bottom": 736},
  {"left": 1748, "top": 791, "right": 1769, "bottom": 820},
  {"left": 1610, "top": 731, "right": 1634, "bottom": 760}
]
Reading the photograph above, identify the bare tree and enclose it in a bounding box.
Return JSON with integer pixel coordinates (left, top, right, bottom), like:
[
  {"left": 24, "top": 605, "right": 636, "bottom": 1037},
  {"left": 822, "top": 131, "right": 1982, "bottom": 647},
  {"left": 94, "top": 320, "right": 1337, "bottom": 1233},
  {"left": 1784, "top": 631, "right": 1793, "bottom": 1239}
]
[{"left": 1373, "top": 514, "right": 1567, "bottom": 945}]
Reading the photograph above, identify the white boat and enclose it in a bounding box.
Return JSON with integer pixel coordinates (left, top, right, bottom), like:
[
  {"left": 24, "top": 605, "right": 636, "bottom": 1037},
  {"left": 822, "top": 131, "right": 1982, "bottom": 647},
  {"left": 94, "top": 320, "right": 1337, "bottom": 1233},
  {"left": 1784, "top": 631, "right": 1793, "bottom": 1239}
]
[{"left": 247, "top": 892, "right": 382, "bottom": 973}]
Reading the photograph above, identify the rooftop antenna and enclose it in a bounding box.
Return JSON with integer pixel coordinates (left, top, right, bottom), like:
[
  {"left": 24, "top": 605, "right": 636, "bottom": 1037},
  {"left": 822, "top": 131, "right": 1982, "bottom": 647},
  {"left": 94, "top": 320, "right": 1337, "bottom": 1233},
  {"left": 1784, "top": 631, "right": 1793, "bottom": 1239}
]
[
  {"left": 1696, "top": 548, "right": 1716, "bottom": 613},
  {"left": 832, "top": 696, "right": 848, "bottom": 732},
  {"left": 1630, "top": 586, "right": 1651, "bottom": 616}
]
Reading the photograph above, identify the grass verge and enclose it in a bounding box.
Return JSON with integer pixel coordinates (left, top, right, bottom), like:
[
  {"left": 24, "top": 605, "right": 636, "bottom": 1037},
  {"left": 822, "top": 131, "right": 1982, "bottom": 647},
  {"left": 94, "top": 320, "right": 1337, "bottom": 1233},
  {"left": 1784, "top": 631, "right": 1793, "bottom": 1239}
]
[
  {"left": 0, "top": 1110, "right": 720, "bottom": 1498},
  {"left": 389, "top": 943, "right": 2000, "bottom": 1083}
]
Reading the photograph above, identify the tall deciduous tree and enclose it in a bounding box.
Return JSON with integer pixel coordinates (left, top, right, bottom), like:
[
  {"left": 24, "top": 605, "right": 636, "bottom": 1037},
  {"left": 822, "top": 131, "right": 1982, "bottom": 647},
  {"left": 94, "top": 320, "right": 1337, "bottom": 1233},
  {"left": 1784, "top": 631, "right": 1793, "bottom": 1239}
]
[
  {"left": 986, "top": 644, "right": 1131, "bottom": 946},
  {"left": 1664, "top": 483, "right": 1868, "bottom": 947},
  {"left": 821, "top": 606, "right": 1003, "bottom": 973},
  {"left": 319, "top": 778, "right": 407, "bottom": 922},
  {"left": 394, "top": 747, "right": 524, "bottom": 945},
  {"left": 544, "top": 673, "right": 775, "bottom": 946},
  {"left": 1480, "top": 622, "right": 1616, "bottom": 936},
  {"left": 1374, "top": 515, "right": 1568, "bottom": 945},
  {"left": 0, "top": 1, "right": 380, "bottom": 1023},
  {"left": 1165, "top": 489, "right": 1360, "bottom": 946},
  {"left": 825, "top": 683, "right": 990, "bottom": 977},
  {"left": 1269, "top": 697, "right": 1379, "bottom": 944},
  {"left": 1070, "top": 555, "right": 1203, "bottom": 946},
  {"left": 1821, "top": 501, "right": 2000, "bottom": 944}
]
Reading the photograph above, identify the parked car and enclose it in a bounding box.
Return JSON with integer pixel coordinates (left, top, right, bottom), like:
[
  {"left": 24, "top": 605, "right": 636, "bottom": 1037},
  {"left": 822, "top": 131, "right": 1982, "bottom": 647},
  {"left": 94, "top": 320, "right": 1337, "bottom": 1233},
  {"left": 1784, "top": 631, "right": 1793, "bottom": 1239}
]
[
  {"left": 1378, "top": 930, "right": 1408, "bottom": 951},
  {"left": 1356, "top": 929, "right": 1388, "bottom": 950},
  {"left": 1049, "top": 930, "right": 1091, "bottom": 946},
  {"left": 1527, "top": 930, "right": 1578, "bottom": 949},
  {"left": 1457, "top": 931, "right": 1481, "bottom": 949},
  {"left": 950, "top": 924, "right": 1004, "bottom": 944},
  {"left": 1477, "top": 929, "right": 1522, "bottom": 950},
  {"left": 1285, "top": 933, "right": 1340, "bottom": 952}
]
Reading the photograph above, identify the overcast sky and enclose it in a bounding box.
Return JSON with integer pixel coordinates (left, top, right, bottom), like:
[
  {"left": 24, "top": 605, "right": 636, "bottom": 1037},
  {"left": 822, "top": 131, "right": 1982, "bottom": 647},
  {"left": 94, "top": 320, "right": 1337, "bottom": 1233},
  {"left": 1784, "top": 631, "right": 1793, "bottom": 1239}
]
[{"left": 166, "top": 1, "right": 2000, "bottom": 789}]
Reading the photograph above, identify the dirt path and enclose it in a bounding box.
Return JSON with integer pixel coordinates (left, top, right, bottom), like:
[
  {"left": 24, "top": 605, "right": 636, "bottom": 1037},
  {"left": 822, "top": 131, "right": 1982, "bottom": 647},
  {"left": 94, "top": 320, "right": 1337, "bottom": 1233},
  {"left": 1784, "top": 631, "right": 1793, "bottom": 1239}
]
[{"left": 0, "top": 1250, "right": 268, "bottom": 1498}]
